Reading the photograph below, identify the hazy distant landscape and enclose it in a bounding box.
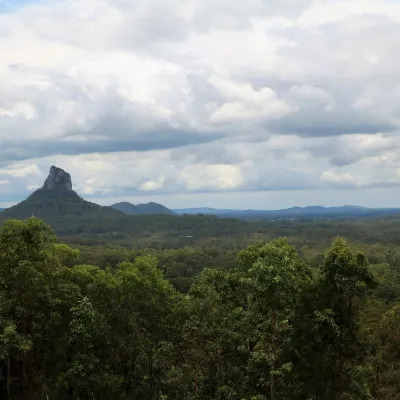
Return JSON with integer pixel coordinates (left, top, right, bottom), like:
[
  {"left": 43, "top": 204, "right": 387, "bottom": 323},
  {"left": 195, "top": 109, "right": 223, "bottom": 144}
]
[
  {"left": 172, "top": 205, "right": 400, "bottom": 219},
  {"left": 4, "top": 199, "right": 400, "bottom": 221}
]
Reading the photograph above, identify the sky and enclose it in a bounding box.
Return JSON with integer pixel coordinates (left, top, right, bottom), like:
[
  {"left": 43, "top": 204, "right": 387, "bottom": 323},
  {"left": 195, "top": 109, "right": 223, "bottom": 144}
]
[{"left": 1, "top": 0, "right": 400, "bottom": 209}]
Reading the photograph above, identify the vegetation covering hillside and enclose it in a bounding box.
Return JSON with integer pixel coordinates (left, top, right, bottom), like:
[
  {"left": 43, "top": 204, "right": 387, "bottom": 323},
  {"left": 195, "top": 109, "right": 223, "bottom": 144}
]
[
  {"left": 0, "top": 217, "right": 399, "bottom": 399},
  {"left": 3, "top": 166, "right": 400, "bottom": 252},
  {"left": 111, "top": 201, "right": 174, "bottom": 215},
  {"left": 0, "top": 194, "right": 268, "bottom": 244},
  {"left": 0, "top": 188, "right": 124, "bottom": 234},
  {"left": 4, "top": 187, "right": 400, "bottom": 254}
]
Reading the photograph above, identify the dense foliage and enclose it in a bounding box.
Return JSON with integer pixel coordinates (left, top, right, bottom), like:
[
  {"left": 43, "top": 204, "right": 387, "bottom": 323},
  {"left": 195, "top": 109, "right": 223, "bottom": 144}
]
[{"left": 0, "top": 217, "right": 399, "bottom": 399}]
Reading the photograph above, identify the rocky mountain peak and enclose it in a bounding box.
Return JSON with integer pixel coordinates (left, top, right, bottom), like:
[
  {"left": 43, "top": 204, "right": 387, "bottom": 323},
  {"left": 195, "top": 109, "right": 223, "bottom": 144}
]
[{"left": 43, "top": 166, "right": 73, "bottom": 191}]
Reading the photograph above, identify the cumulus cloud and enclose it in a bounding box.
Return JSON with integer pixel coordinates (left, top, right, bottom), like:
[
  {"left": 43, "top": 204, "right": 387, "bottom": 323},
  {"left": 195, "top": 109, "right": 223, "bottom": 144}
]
[
  {"left": 2, "top": 0, "right": 400, "bottom": 207},
  {"left": 320, "top": 171, "right": 358, "bottom": 188},
  {"left": 0, "top": 164, "right": 41, "bottom": 178}
]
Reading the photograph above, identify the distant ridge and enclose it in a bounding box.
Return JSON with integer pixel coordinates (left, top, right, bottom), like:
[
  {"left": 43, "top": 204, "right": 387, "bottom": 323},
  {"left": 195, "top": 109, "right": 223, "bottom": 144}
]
[
  {"left": 111, "top": 201, "right": 174, "bottom": 215},
  {"left": 172, "top": 207, "right": 221, "bottom": 214},
  {"left": 173, "top": 205, "right": 400, "bottom": 220},
  {"left": 1, "top": 167, "right": 400, "bottom": 223},
  {"left": 0, "top": 167, "right": 176, "bottom": 234}
]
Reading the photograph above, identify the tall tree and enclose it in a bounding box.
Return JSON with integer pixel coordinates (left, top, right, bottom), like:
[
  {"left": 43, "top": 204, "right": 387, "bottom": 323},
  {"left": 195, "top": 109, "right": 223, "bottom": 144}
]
[
  {"left": 239, "top": 238, "right": 311, "bottom": 399},
  {"left": 0, "top": 218, "right": 78, "bottom": 399},
  {"left": 319, "top": 237, "right": 376, "bottom": 399}
]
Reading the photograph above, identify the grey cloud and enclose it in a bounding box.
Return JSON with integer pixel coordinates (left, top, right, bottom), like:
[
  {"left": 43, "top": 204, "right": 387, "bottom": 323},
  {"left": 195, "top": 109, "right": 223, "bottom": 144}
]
[
  {"left": 3, "top": 9, "right": 400, "bottom": 163},
  {"left": 16, "top": 0, "right": 316, "bottom": 53},
  {"left": 301, "top": 134, "right": 399, "bottom": 167},
  {"left": 3, "top": 0, "right": 400, "bottom": 204},
  {"left": 0, "top": 65, "right": 225, "bottom": 161},
  {"left": 0, "top": 128, "right": 222, "bottom": 162},
  {"left": 266, "top": 114, "right": 396, "bottom": 137},
  {"left": 230, "top": 16, "right": 400, "bottom": 139}
]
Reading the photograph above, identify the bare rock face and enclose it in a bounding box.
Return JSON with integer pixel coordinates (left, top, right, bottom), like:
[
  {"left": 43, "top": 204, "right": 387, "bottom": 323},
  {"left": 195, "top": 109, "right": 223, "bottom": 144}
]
[{"left": 43, "top": 166, "right": 73, "bottom": 191}]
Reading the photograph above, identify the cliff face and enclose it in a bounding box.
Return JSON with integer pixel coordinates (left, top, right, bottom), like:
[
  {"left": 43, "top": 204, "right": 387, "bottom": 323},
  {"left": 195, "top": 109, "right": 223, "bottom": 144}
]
[{"left": 43, "top": 166, "right": 72, "bottom": 191}]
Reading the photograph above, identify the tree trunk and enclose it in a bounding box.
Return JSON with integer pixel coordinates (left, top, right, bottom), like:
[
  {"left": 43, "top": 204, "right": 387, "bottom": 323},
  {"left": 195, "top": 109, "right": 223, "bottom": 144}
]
[
  {"left": 7, "top": 355, "right": 11, "bottom": 400},
  {"left": 270, "top": 370, "right": 275, "bottom": 400},
  {"left": 338, "top": 289, "right": 344, "bottom": 394}
]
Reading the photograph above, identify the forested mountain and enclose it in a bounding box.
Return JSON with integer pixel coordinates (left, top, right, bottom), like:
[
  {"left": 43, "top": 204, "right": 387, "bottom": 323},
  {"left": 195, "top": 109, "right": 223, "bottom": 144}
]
[
  {"left": 0, "top": 189, "right": 267, "bottom": 242},
  {"left": 111, "top": 201, "right": 174, "bottom": 215},
  {"left": 0, "top": 166, "right": 124, "bottom": 233},
  {"left": 0, "top": 187, "right": 123, "bottom": 228},
  {"left": 0, "top": 167, "right": 178, "bottom": 234},
  {"left": 4, "top": 168, "right": 400, "bottom": 253}
]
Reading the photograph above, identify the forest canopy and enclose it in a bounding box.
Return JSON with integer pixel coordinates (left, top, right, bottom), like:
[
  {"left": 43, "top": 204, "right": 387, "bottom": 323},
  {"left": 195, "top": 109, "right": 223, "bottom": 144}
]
[{"left": 0, "top": 217, "right": 399, "bottom": 399}]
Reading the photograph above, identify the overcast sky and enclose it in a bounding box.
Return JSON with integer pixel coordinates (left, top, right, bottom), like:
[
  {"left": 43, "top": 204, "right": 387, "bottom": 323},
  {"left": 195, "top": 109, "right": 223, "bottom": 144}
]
[{"left": 1, "top": 0, "right": 400, "bottom": 209}]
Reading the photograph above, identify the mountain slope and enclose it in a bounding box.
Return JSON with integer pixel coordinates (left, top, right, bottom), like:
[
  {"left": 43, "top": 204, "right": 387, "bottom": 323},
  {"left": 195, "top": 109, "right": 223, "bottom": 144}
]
[
  {"left": 0, "top": 166, "right": 125, "bottom": 233},
  {"left": 0, "top": 166, "right": 178, "bottom": 236},
  {"left": 111, "top": 202, "right": 139, "bottom": 214},
  {"left": 0, "top": 188, "right": 123, "bottom": 229},
  {"left": 136, "top": 202, "right": 174, "bottom": 215},
  {"left": 111, "top": 201, "right": 174, "bottom": 215}
]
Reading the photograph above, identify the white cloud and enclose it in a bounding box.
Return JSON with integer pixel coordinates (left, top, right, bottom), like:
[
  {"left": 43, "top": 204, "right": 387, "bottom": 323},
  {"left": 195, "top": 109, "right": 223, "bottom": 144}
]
[
  {"left": 139, "top": 176, "right": 165, "bottom": 191},
  {"left": 320, "top": 171, "right": 358, "bottom": 187},
  {"left": 179, "top": 164, "right": 244, "bottom": 190},
  {"left": 0, "top": 102, "right": 35, "bottom": 119},
  {"left": 2, "top": 0, "right": 400, "bottom": 207},
  {"left": 297, "top": 0, "right": 400, "bottom": 28},
  {"left": 210, "top": 84, "right": 291, "bottom": 124},
  {"left": 0, "top": 164, "right": 41, "bottom": 178}
]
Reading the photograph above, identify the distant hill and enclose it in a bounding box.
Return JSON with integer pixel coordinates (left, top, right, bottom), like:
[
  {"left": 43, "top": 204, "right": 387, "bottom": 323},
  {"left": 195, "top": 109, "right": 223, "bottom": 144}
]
[
  {"left": 111, "top": 201, "right": 174, "bottom": 215},
  {"left": 0, "top": 166, "right": 124, "bottom": 233},
  {"left": 173, "top": 205, "right": 400, "bottom": 220},
  {"left": 0, "top": 187, "right": 122, "bottom": 222},
  {"left": 3, "top": 168, "right": 400, "bottom": 251},
  {"left": 2, "top": 166, "right": 400, "bottom": 245},
  {"left": 111, "top": 202, "right": 137, "bottom": 214}
]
